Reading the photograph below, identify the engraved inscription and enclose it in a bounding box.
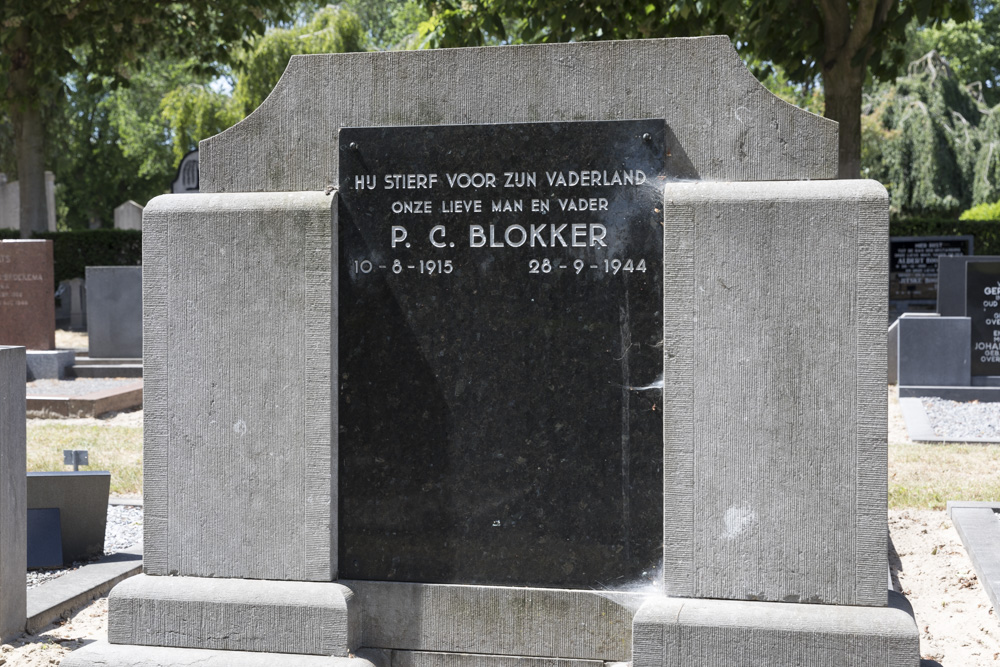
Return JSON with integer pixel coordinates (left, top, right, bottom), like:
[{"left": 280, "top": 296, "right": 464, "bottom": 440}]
[{"left": 337, "top": 120, "right": 665, "bottom": 588}]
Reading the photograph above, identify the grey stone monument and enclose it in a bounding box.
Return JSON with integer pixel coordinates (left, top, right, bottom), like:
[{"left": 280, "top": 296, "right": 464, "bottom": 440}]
[
  {"left": 113, "top": 201, "right": 144, "bottom": 231},
  {"left": 0, "top": 345, "right": 26, "bottom": 641},
  {"left": 65, "top": 38, "right": 917, "bottom": 666},
  {"left": 86, "top": 267, "right": 142, "bottom": 359}
]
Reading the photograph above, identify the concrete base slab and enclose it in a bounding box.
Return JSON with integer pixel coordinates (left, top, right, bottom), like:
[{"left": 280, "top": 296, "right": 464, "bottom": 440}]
[
  {"left": 632, "top": 592, "right": 919, "bottom": 667},
  {"left": 70, "top": 364, "right": 142, "bottom": 378},
  {"left": 947, "top": 501, "right": 1000, "bottom": 612},
  {"left": 108, "top": 574, "right": 359, "bottom": 656},
  {"left": 343, "top": 580, "right": 643, "bottom": 662},
  {"left": 357, "top": 648, "right": 609, "bottom": 666},
  {"left": 27, "top": 547, "right": 141, "bottom": 633},
  {"left": 26, "top": 350, "right": 75, "bottom": 380},
  {"left": 61, "top": 642, "right": 375, "bottom": 667},
  {"left": 899, "top": 385, "right": 1000, "bottom": 403}
]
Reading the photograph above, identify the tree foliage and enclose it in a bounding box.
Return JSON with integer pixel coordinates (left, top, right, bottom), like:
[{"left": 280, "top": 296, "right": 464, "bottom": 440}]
[
  {"left": 861, "top": 51, "right": 999, "bottom": 217},
  {"left": 418, "top": 0, "right": 973, "bottom": 178},
  {"left": 0, "top": 0, "right": 297, "bottom": 235},
  {"left": 232, "top": 5, "right": 367, "bottom": 115}
]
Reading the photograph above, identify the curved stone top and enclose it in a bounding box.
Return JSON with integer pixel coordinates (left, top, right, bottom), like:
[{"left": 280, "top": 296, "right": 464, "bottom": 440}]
[{"left": 200, "top": 36, "right": 837, "bottom": 193}]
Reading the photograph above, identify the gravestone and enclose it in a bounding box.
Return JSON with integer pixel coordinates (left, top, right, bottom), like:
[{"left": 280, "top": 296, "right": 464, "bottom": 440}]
[
  {"left": 0, "top": 172, "right": 57, "bottom": 232},
  {"left": 937, "top": 255, "right": 1000, "bottom": 316},
  {"left": 0, "top": 239, "right": 55, "bottom": 350},
  {"left": 86, "top": 267, "right": 142, "bottom": 359},
  {"left": 0, "top": 345, "right": 26, "bottom": 640},
  {"left": 65, "top": 38, "right": 917, "bottom": 667},
  {"left": 27, "top": 471, "right": 111, "bottom": 564},
  {"left": 966, "top": 261, "right": 1000, "bottom": 378},
  {"left": 889, "top": 235, "right": 972, "bottom": 321},
  {"left": 170, "top": 150, "right": 199, "bottom": 193},
  {"left": 113, "top": 201, "right": 144, "bottom": 231}
]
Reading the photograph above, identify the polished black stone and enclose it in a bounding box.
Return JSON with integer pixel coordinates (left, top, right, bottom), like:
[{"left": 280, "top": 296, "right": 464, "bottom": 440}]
[
  {"left": 966, "top": 261, "right": 1000, "bottom": 376},
  {"left": 338, "top": 120, "right": 664, "bottom": 588},
  {"left": 889, "top": 236, "right": 973, "bottom": 301}
]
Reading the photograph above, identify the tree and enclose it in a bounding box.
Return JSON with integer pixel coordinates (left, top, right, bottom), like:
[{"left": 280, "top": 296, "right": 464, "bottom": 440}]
[
  {"left": 861, "top": 52, "right": 985, "bottom": 216},
  {"left": 232, "top": 5, "right": 367, "bottom": 115},
  {"left": 0, "top": 1, "right": 295, "bottom": 237},
  {"left": 419, "top": 0, "right": 973, "bottom": 178}
]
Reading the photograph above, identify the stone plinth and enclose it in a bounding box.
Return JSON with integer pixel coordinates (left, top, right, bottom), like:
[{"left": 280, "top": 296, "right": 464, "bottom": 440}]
[
  {"left": 0, "top": 240, "right": 55, "bottom": 350},
  {"left": 662, "top": 180, "right": 889, "bottom": 607}
]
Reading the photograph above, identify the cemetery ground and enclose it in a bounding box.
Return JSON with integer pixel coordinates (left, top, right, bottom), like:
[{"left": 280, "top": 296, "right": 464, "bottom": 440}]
[{"left": 3, "top": 341, "right": 999, "bottom": 664}]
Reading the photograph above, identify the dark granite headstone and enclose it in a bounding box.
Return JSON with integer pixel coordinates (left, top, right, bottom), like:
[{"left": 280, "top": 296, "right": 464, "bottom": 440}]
[
  {"left": 338, "top": 120, "right": 664, "bottom": 588},
  {"left": 0, "top": 240, "right": 55, "bottom": 350},
  {"left": 27, "top": 508, "right": 63, "bottom": 569},
  {"left": 889, "top": 236, "right": 972, "bottom": 321},
  {"left": 937, "top": 256, "right": 1000, "bottom": 317},
  {"left": 966, "top": 262, "right": 1000, "bottom": 376}
]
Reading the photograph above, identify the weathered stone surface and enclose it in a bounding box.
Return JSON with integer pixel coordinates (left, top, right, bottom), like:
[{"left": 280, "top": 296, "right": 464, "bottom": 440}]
[
  {"left": 25, "top": 349, "right": 75, "bottom": 380},
  {"left": 109, "top": 575, "right": 358, "bottom": 656},
  {"left": 343, "top": 580, "right": 642, "bottom": 662},
  {"left": 142, "top": 192, "right": 334, "bottom": 581},
  {"left": 0, "top": 345, "right": 26, "bottom": 641},
  {"left": 200, "top": 37, "right": 837, "bottom": 194},
  {"left": 661, "top": 180, "right": 888, "bottom": 606},
  {"left": 632, "top": 592, "right": 919, "bottom": 667},
  {"left": 0, "top": 239, "right": 55, "bottom": 350},
  {"left": 86, "top": 266, "right": 142, "bottom": 359},
  {"left": 62, "top": 642, "right": 373, "bottom": 667},
  {"left": 357, "top": 649, "right": 604, "bottom": 666}
]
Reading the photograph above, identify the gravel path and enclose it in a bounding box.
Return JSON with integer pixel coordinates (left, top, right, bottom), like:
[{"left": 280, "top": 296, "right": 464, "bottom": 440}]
[
  {"left": 922, "top": 397, "right": 1000, "bottom": 440},
  {"left": 26, "top": 503, "right": 142, "bottom": 588}
]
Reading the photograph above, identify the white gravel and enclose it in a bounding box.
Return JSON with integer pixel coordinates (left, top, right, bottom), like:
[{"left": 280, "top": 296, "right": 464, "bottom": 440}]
[
  {"left": 26, "top": 504, "right": 142, "bottom": 589},
  {"left": 921, "top": 397, "right": 1000, "bottom": 440}
]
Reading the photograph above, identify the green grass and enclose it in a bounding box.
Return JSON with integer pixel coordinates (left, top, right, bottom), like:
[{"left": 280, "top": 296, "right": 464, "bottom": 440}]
[
  {"left": 26, "top": 422, "right": 143, "bottom": 496},
  {"left": 889, "top": 441, "right": 1000, "bottom": 510}
]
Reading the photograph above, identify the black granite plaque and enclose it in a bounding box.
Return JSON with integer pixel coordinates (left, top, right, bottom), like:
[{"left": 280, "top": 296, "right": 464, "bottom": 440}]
[
  {"left": 338, "top": 120, "right": 664, "bottom": 588},
  {"left": 966, "top": 261, "right": 1000, "bottom": 376},
  {"left": 889, "top": 236, "right": 973, "bottom": 301}
]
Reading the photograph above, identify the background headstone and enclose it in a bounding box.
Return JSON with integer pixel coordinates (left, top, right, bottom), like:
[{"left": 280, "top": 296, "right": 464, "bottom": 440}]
[
  {"left": 0, "top": 240, "right": 55, "bottom": 350},
  {"left": 966, "top": 261, "right": 1000, "bottom": 377},
  {"left": 170, "top": 150, "right": 199, "bottom": 194},
  {"left": 897, "top": 315, "right": 972, "bottom": 387},
  {"left": 0, "top": 172, "right": 57, "bottom": 232},
  {"left": 0, "top": 345, "right": 26, "bottom": 640},
  {"left": 889, "top": 235, "right": 973, "bottom": 321},
  {"left": 86, "top": 267, "right": 142, "bottom": 359},
  {"left": 113, "top": 201, "right": 144, "bottom": 231}
]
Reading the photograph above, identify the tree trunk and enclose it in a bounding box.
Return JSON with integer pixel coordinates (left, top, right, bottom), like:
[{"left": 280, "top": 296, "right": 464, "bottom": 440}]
[
  {"left": 6, "top": 27, "right": 49, "bottom": 238},
  {"left": 822, "top": 56, "right": 866, "bottom": 179}
]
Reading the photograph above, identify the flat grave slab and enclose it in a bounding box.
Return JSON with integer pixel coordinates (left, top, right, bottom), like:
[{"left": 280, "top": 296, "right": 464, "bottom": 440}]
[
  {"left": 26, "top": 377, "right": 143, "bottom": 418},
  {"left": 947, "top": 501, "right": 1000, "bottom": 614}
]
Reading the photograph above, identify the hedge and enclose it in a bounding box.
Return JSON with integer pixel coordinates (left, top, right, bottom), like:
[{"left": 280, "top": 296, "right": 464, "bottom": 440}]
[
  {"left": 0, "top": 229, "right": 141, "bottom": 285},
  {"left": 891, "top": 217, "right": 1000, "bottom": 256}
]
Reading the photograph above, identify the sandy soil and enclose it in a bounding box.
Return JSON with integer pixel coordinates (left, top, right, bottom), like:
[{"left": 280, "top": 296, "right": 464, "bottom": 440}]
[
  {"left": 1, "top": 597, "right": 107, "bottom": 666},
  {"left": 0, "top": 389, "right": 994, "bottom": 665}
]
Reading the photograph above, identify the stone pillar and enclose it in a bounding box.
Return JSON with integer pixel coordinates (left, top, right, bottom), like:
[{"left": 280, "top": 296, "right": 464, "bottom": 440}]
[
  {"left": 0, "top": 345, "right": 27, "bottom": 641},
  {"left": 633, "top": 180, "right": 919, "bottom": 666}
]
